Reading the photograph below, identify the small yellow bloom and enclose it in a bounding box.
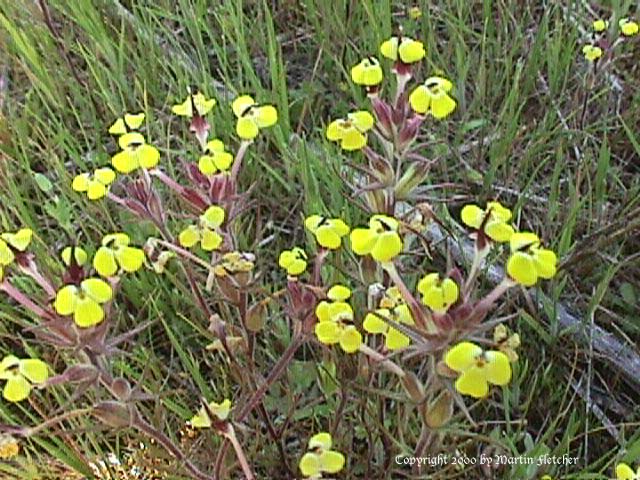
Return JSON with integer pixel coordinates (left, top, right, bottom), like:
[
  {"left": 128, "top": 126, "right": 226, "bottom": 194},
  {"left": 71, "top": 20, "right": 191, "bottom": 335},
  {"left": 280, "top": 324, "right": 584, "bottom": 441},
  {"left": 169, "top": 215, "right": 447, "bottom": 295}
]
[
  {"left": 172, "top": 92, "right": 216, "bottom": 117},
  {"left": 279, "top": 247, "right": 307, "bottom": 276},
  {"left": 0, "top": 229, "right": 32, "bottom": 281},
  {"left": 213, "top": 251, "right": 255, "bottom": 277},
  {"left": 0, "top": 435, "right": 19, "bottom": 459},
  {"left": 304, "top": 215, "right": 350, "bottom": 250},
  {"left": 232, "top": 95, "right": 278, "bottom": 140},
  {"left": 380, "top": 36, "right": 426, "bottom": 64},
  {"left": 460, "top": 201, "right": 515, "bottom": 242},
  {"left": 188, "top": 399, "right": 232, "bottom": 428},
  {"left": 61, "top": 246, "right": 88, "bottom": 266},
  {"left": 363, "top": 302, "right": 415, "bottom": 350},
  {"left": 444, "top": 341, "right": 511, "bottom": 398},
  {"left": 299, "top": 432, "right": 345, "bottom": 478},
  {"left": 93, "top": 233, "right": 145, "bottom": 277},
  {"left": 72, "top": 167, "right": 116, "bottom": 200},
  {"left": 108, "top": 113, "right": 145, "bottom": 135},
  {"left": 409, "top": 6, "right": 422, "bottom": 20},
  {"left": 198, "top": 139, "right": 234, "bottom": 175},
  {"left": 493, "top": 324, "right": 520, "bottom": 362},
  {"left": 506, "top": 232, "right": 557, "bottom": 286},
  {"left": 54, "top": 278, "right": 113, "bottom": 328},
  {"left": 326, "top": 111, "right": 375, "bottom": 151},
  {"left": 417, "top": 273, "right": 459, "bottom": 312},
  {"left": 351, "top": 57, "right": 383, "bottom": 86},
  {"left": 0, "top": 355, "right": 49, "bottom": 402},
  {"left": 111, "top": 132, "right": 160, "bottom": 174},
  {"left": 593, "top": 19, "right": 609, "bottom": 32},
  {"left": 409, "top": 76, "right": 457, "bottom": 119},
  {"left": 315, "top": 286, "right": 362, "bottom": 353},
  {"left": 350, "top": 214, "right": 403, "bottom": 263},
  {"left": 179, "top": 205, "right": 226, "bottom": 252},
  {"left": 616, "top": 462, "right": 640, "bottom": 480},
  {"left": 582, "top": 44, "right": 603, "bottom": 62},
  {"left": 619, "top": 18, "right": 639, "bottom": 36}
]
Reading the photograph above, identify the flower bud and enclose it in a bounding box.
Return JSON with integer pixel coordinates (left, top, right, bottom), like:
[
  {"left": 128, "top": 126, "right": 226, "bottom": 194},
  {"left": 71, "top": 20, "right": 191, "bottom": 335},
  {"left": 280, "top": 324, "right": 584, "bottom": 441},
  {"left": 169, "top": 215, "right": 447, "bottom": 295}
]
[
  {"left": 111, "top": 377, "right": 132, "bottom": 401},
  {"left": 245, "top": 301, "right": 266, "bottom": 333},
  {"left": 397, "top": 115, "right": 423, "bottom": 151},
  {"left": 93, "top": 401, "right": 135, "bottom": 428},
  {"left": 423, "top": 391, "right": 454, "bottom": 428},
  {"left": 400, "top": 371, "right": 425, "bottom": 403},
  {"left": 371, "top": 97, "right": 393, "bottom": 138}
]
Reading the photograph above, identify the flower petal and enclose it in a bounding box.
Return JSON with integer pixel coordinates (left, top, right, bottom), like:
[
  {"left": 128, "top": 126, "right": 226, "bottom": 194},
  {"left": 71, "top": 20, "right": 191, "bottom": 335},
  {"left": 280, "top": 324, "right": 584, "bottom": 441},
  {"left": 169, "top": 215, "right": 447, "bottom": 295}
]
[
  {"left": 3, "top": 376, "right": 31, "bottom": 402},
  {"left": 444, "top": 342, "right": 482, "bottom": 372},
  {"left": 81, "top": 278, "right": 113, "bottom": 303},
  {"left": 455, "top": 368, "right": 489, "bottom": 398},
  {"left": 319, "top": 450, "right": 346, "bottom": 473},
  {"left": 54, "top": 285, "right": 77, "bottom": 316},
  {"left": 350, "top": 228, "right": 376, "bottom": 256},
  {"left": 19, "top": 359, "right": 49, "bottom": 384},
  {"left": 339, "top": 326, "right": 362, "bottom": 353},
  {"left": 371, "top": 232, "right": 403, "bottom": 262},
  {"left": 299, "top": 452, "right": 321, "bottom": 477},
  {"left": 484, "top": 351, "right": 512, "bottom": 386},
  {"left": 115, "top": 246, "right": 145, "bottom": 273},
  {"left": 93, "top": 247, "right": 118, "bottom": 277},
  {"left": 74, "top": 297, "right": 104, "bottom": 328},
  {"left": 507, "top": 252, "right": 537, "bottom": 286}
]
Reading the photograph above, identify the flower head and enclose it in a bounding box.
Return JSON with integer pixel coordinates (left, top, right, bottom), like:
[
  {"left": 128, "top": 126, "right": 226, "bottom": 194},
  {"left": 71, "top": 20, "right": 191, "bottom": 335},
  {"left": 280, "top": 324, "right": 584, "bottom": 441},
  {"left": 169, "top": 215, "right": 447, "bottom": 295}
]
[
  {"left": 417, "top": 273, "right": 459, "bottom": 312},
  {"left": 592, "top": 19, "right": 609, "bottom": 32},
  {"left": 54, "top": 278, "right": 113, "bottom": 328},
  {"left": 582, "top": 44, "right": 603, "bottom": 62},
  {"left": 351, "top": 57, "right": 383, "bottom": 86},
  {"left": 409, "top": 76, "right": 457, "bottom": 119},
  {"left": 350, "top": 214, "right": 403, "bottom": 263},
  {"left": 93, "top": 233, "right": 145, "bottom": 277},
  {"left": 380, "top": 36, "right": 426, "bottom": 64},
  {"left": 279, "top": 248, "right": 307, "bottom": 276},
  {"left": 188, "top": 399, "right": 232, "bottom": 428},
  {"left": 616, "top": 463, "right": 640, "bottom": 480},
  {"left": 213, "top": 251, "right": 255, "bottom": 277},
  {"left": 72, "top": 167, "right": 116, "bottom": 200},
  {"left": 460, "top": 201, "right": 514, "bottom": 243},
  {"left": 444, "top": 341, "right": 511, "bottom": 398},
  {"left": 326, "top": 111, "right": 374, "bottom": 151},
  {"left": 299, "top": 432, "right": 345, "bottom": 478},
  {"left": 0, "top": 435, "right": 19, "bottom": 459},
  {"left": 198, "top": 139, "right": 234, "bottom": 175},
  {"left": 172, "top": 92, "right": 216, "bottom": 117},
  {"left": 363, "top": 288, "right": 415, "bottom": 350},
  {"left": 108, "top": 113, "right": 145, "bottom": 135},
  {"left": 0, "top": 228, "right": 33, "bottom": 280},
  {"left": 111, "top": 132, "right": 160, "bottom": 174},
  {"left": 619, "top": 18, "right": 639, "bottom": 36},
  {"left": 304, "top": 215, "right": 350, "bottom": 250},
  {"left": 506, "top": 232, "right": 557, "bottom": 286},
  {"left": 61, "top": 246, "right": 88, "bottom": 266},
  {"left": 0, "top": 355, "right": 49, "bottom": 402},
  {"left": 232, "top": 95, "right": 278, "bottom": 140},
  {"left": 179, "top": 205, "right": 225, "bottom": 252},
  {"left": 315, "top": 285, "right": 362, "bottom": 353}
]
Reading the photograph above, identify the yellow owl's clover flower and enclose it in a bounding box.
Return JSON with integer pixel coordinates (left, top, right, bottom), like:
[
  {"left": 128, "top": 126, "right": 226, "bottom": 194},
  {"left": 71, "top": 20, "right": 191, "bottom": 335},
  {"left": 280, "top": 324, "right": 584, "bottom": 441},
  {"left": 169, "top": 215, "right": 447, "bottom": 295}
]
[
  {"left": 363, "top": 288, "right": 415, "bottom": 350},
  {"left": 582, "top": 45, "right": 603, "bottom": 62},
  {"left": 304, "top": 215, "right": 350, "bottom": 250},
  {"left": 54, "top": 278, "right": 113, "bottom": 328},
  {"left": 0, "top": 355, "right": 49, "bottom": 402},
  {"left": 315, "top": 285, "right": 362, "bottom": 353},
  {"left": 108, "top": 113, "right": 159, "bottom": 174},
  {"left": 198, "top": 139, "right": 234, "bottom": 176},
  {"left": 326, "top": 111, "right": 375, "bottom": 151},
  {"left": 351, "top": 57, "right": 383, "bottom": 91},
  {"left": 444, "top": 341, "right": 511, "bottom": 398},
  {"left": 0, "top": 228, "right": 33, "bottom": 280},
  {"left": 460, "top": 201, "right": 515, "bottom": 243},
  {"left": 616, "top": 463, "right": 640, "bottom": 480},
  {"left": 232, "top": 95, "right": 278, "bottom": 140},
  {"left": 409, "top": 76, "right": 457, "bottom": 119},
  {"left": 72, "top": 167, "right": 116, "bottom": 200},
  {"left": 299, "top": 432, "right": 345, "bottom": 478},
  {"left": 593, "top": 19, "right": 609, "bottom": 32},
  {"left": 93, "top": 233, "right": 145, "bottom": 277},
  {"left": 279, "top": 247, "right": 307, "bottom": 276},
  {"left": 417, "top": 273, "right": 459, "bottom": 313},
  {"left": 506, "top": 232, "right": 557, "bottom": 286},
  {"left": 350, "top": 214, "right": 403, "bottom": 263},
  {"left": 179, "top": 205, "right": 226, "bottom": 251},
  {"left": 188, "top": 398, "right": 232, "bottom": 428},
  {"left": 619, "top": 18, "right": 639, "bottom": 36},
  {"left": 172, "top": 91, "right": 216, "bottom": 118},
  {"left": 380, "top": 36, "right": 426, "bottom": 76}
]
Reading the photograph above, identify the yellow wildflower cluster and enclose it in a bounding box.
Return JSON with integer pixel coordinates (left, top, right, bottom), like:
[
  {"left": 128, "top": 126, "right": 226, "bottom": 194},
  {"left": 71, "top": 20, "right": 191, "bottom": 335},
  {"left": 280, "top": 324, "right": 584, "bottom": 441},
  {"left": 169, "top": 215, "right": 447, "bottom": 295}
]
[
  {"left": 363, "top": 287, "right": 414, "bottom": 350},
  {"left": 305, "top": 215, "right": 350, "bottom": 250},
  {"left": 417, "top": 273, "right": 459, "bottom": 313},
  {"left": 109, "top": 113, "right": 160, "bottom": 174},
  {"left": 299, "top": 432, "right": 345, "bottom": 478},
  {"left": 198, "top": 139, "right": 234, "bottom": 176},
  {"left": 279, "top": 247, "right": 307, "bottom": 276},
  {"left": 72, "top": 167, "right": 116, "bottom": 200},
  {"left": 232, "top": 95, "right": 278, "bottom": 140},
  {"left": 350, "top": 214, "right": 404, "bottom": 263},
  {"left": 93, "top": 233, "right": 145, "bottom": 278},
  {"left": 179, "top": 205, "right": 226, "bottom": 252},
  {"left": 315, "top": 285, "right": 362, "bottom": 353}
]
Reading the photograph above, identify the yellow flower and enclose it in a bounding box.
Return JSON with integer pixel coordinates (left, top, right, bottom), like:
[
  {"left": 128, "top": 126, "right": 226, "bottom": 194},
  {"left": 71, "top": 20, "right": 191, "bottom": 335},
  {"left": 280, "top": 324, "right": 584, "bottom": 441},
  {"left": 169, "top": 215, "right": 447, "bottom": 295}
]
[
  {"left": 278, "top": 247, "right": 307, "bottom": 276},
  {"left": 0, "top": 355, "right": 49, "bottom": 402},
  {"left": 363, "top": 302, "right": 415, "bottom": 350},
  {"left": 616, "top": 463, "right": 640, "bottom": 479},
  {"left": 0, "top": 229, "right": 32, "bottom": 281},
  {"left": 582, "top": 44, "right": 603, "bottom": 62},
  {"left": 172, "top": 92, "right": 216, "bottom": 117},
  {"left": 417, "top": 273, "right": 459, "bottom": 312},
  {"left": 593, "top": 19, "right": 609, "bottom": 32},
  {"left": 93, "top": 233, "right": 145, "bottom": 277},
  {"left": 380, "top": 36, "right": 426, "bottom": 64},
  {"left": 409, "top": 76, "right": 457, "bottom": 119},
  {"left": 460, "top": 201, "right": 515, "bottom": 242},
  {"left": 188, "top": 399, "right": 232, "bottom": 428},
  {"left": 0, "top": 435, "right": 19, "bottom": 459},
  {"left": 350, "top": 214, "right": 403, "bottom": 263},
  {"left": 232, "top": 95, "right": 278, "bottom": 140},
  {"left": 315, "top": 286, "right": 362, "bottom": 353},
  {"left": 72, "top": 167, "right": 116, "bottom": 200},
  {"left": 304, "top": 215, "right": 350, "bottom": 250},
  {"left": 619, "top": 18, "right": 639, "bottom": 36},
  {"left": 198, "top": 139, "right": 234, "bottom": 175},
  {"left": 444, "top": 341, "right": 511, "bottom": 398},
  {"left": 54, "top": 278, "right": 113, "bottom": 328},
  {"left": 326, "top": 111, "right": 375, "bottom": 151},
  {"left": 299, "top": 432, "right": 345, "bottom": 478},
  {"left": 111, "top": 132, "right": 160, "bottom": 174},
  {"left": 506, "top": 232, "right": 557, "bottom": 286},
  {"left": 179, "top": 205, "right": 225, "bottom": 251},
  {"left": 61, "top": 246, "right": 88, "bottom": 266},
  {"left": 213, "top": 251, "right": 255, "bottom": 277},
  {"left": 108, "top": 113, "right": 145, "bottom": 135},
  {"left": 351, "top": 57, "right": 383, "bottom": 86}
]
